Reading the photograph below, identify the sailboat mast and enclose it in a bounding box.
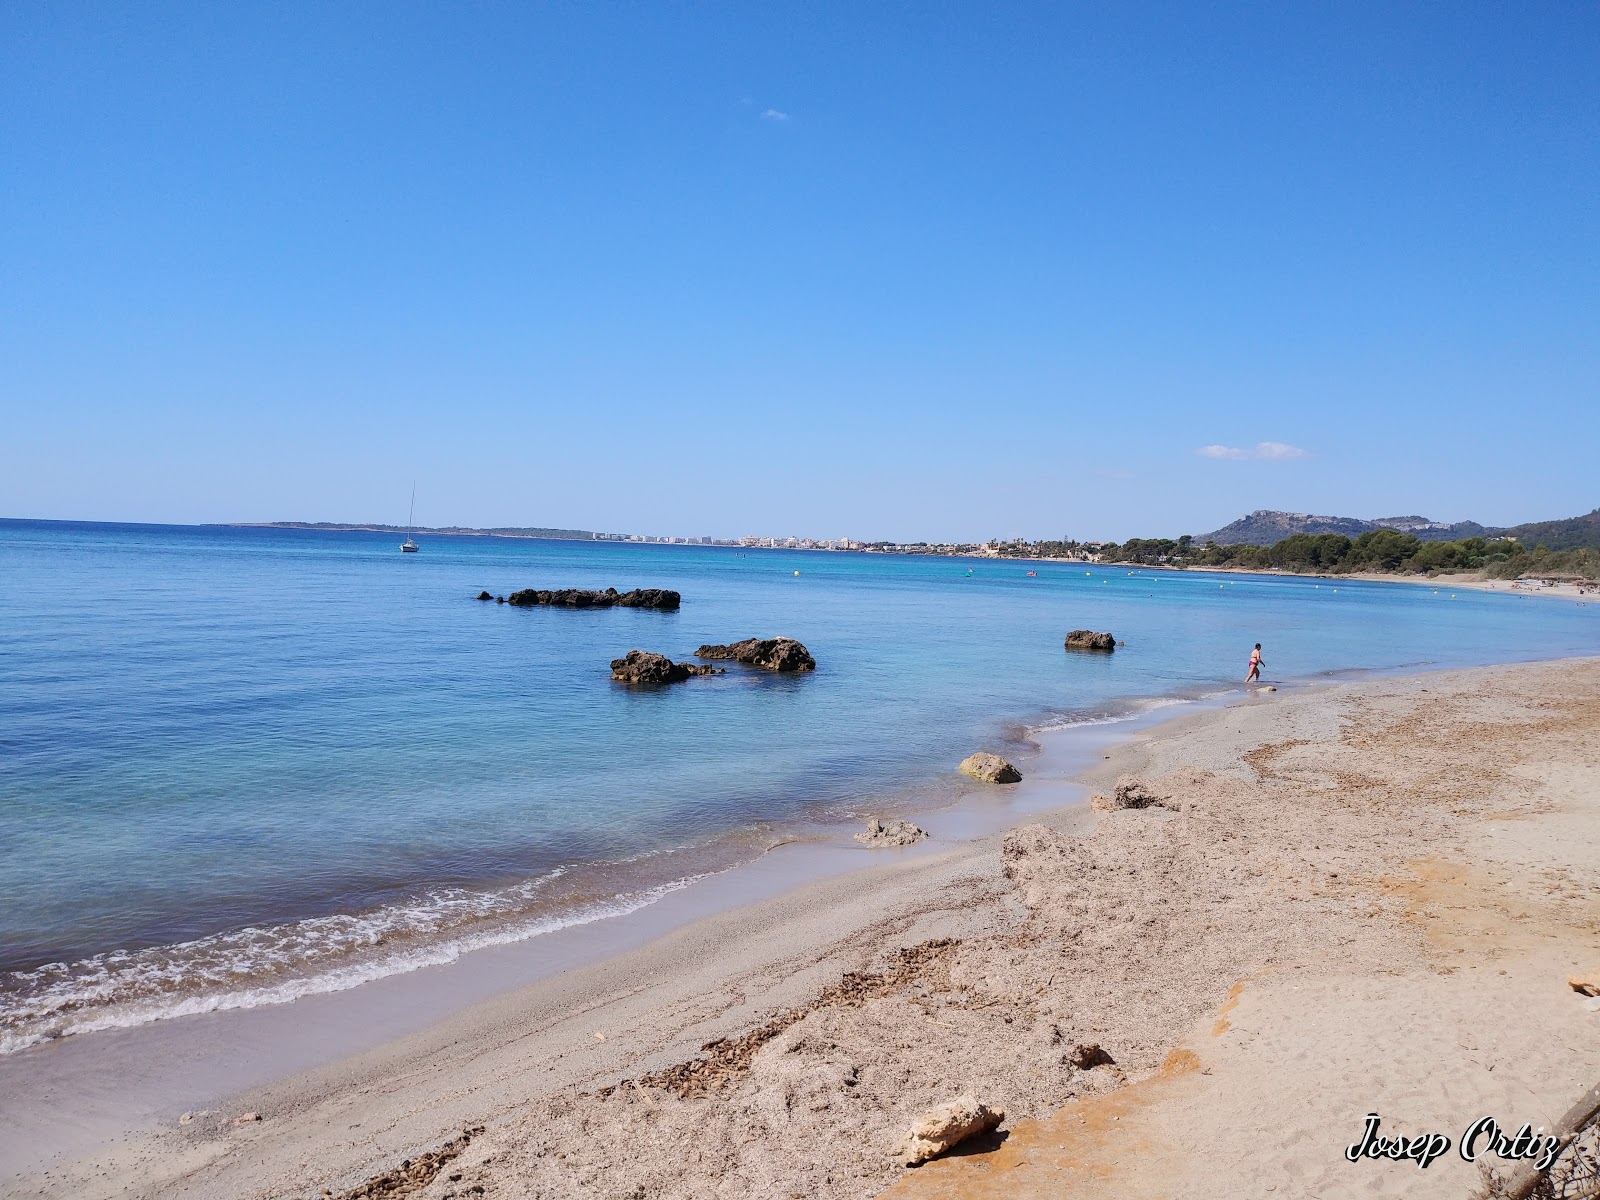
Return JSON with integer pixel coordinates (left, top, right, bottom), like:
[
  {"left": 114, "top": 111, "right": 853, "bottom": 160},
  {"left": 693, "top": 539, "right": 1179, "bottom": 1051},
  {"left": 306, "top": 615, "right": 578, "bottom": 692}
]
[{"left": 408, "top": 483, "right": 415, "bottom": 537}]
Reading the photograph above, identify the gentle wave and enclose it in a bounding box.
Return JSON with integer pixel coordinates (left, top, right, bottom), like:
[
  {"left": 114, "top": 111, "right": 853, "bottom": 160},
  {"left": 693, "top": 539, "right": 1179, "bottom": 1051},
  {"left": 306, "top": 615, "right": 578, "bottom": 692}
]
[
  {"left": 1025, "top": 692, "right": 1210, "bottom": 735},
  {"left": 0, "top": 867, "right": 713, "bottom": 1055}
]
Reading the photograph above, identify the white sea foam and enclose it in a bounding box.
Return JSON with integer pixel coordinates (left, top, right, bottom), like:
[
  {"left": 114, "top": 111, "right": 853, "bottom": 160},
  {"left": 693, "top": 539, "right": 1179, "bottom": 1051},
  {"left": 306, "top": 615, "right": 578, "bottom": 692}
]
[
  {"left": 0, "top": 868, "right": 710, "bottom": 1056},
  {"left": 1026, "top": 693, "right": 1201, "bottom": 735}
]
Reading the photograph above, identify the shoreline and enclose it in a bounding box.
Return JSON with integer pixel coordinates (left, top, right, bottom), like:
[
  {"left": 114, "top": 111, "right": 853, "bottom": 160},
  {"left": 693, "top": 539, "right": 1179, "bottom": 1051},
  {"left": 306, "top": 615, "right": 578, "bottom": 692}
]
[
  {"left": 0, "top": 687, "right": 1219, "bottom": 1063},
  {"left": 1092, "top": 559, "right": 1596, "bottom": 601},
  {"left": 7, "top": 655, "right": 1600, "bottom": 1198},
  {"left": 0, "top": 687, "right": 1216, "bottom": 1184}
]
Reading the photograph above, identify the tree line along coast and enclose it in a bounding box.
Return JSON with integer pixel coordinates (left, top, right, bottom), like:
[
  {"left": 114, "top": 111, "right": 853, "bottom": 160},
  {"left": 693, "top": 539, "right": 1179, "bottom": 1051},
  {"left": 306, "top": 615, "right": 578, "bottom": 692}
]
[{"left": 988, "top": 505, "right": 1600, "bottom": 581}]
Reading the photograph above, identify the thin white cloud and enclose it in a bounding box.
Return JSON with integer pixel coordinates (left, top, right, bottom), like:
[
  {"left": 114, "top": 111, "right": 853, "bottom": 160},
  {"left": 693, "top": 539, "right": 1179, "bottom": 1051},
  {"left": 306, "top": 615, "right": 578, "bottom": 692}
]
[
  {"left": 1196, "top": 442, "right": 1310, "bottom": 461},
  {"left": 761, "top": 108, "right": 789, "bottom": 121},
  {"left": 1254, "top": 441, "right": 1310, "bottom": 460}
]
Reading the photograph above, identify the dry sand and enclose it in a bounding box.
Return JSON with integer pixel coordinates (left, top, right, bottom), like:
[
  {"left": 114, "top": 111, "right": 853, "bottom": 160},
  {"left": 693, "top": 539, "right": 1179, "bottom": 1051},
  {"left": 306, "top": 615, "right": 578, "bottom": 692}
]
[{"left": 6, "top": 659, "right": 1599, "bottom": 1200}]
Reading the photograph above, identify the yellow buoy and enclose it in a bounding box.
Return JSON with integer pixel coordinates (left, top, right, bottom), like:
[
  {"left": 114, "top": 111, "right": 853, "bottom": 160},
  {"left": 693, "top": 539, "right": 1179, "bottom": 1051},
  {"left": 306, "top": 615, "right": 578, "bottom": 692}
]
[{"left": 794, "top": 571, "right": 800, "bottom": 576}]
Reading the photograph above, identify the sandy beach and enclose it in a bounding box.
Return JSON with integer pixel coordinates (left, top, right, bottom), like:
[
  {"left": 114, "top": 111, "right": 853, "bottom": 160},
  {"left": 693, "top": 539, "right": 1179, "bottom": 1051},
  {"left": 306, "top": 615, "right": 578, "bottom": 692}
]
[
  {"left": 5, "top": 658, "right": 1599, "bottom": 1200},
  {"left": 1114, "top": 562, "right": 1598, "bottom": 603},
  {"left": 1343, "top": 571, "right": 1598, "bottom": 603}
]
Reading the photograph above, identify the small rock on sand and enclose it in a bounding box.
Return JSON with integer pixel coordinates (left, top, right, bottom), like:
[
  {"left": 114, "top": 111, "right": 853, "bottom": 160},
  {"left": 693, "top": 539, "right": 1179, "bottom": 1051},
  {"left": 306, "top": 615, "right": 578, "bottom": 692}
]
[
  {"left": 959, "top": 752, "right": 1022, "bottom": 784},
  {"left": 1066, "top": 1043, "right": 1115, "bottom": 1070},
  {"left": 901, "top": 1095, "right": 1005, "bottom": 1166},
  {"left": 232, "top": 1112, "right": 261, "bottom": 1125},
  {"left": 1570, "top": 969, "right": 1600, "bottom": 997},
  {"left": 1091, "top": 776, "right": 1168, "bottom": 812},
  {"left": 854, "top": 818, "right": 927, "bottom": 847}
]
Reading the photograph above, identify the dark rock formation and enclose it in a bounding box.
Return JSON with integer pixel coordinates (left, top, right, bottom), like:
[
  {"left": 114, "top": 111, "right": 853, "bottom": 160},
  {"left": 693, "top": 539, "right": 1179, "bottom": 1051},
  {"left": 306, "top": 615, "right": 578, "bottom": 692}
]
[
  {"left": 609, "top": 650, "right": 724, "bottom": 685},
  {"left": 695, "top": 637, "right": 815, "bottom": 672},
  {"left": 1064, "top": 629, "right": 1116, "bottom": 652},
  {"left": 959, "top": 752, "right": 1022, "bottom": 784},
  {"left": 476, "top": 591, "right": 494, "bottom": 601},
  {"left": 506, "top": 587, "right": 681, "bottom": 610}
]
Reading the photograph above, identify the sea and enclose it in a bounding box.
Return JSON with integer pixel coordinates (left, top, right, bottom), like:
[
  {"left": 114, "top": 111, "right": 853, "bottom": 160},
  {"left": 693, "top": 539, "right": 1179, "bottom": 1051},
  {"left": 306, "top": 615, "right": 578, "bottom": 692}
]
[{"left": 1, "top": 518, "right": 1596, "bottom": 1055}]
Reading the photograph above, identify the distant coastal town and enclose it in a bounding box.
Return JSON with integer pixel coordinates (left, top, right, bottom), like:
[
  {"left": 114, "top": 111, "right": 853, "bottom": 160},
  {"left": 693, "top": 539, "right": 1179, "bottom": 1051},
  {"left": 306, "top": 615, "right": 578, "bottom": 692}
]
[{"left": 237, "top": 506, "right": 1598, "bottom": 584}]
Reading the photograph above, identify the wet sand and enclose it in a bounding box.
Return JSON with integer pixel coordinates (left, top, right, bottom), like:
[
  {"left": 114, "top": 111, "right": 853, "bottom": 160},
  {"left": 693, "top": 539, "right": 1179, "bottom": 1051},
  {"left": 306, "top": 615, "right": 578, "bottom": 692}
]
[{"left": 4, "top": 659, "right": 1598, "bottom": 1199}]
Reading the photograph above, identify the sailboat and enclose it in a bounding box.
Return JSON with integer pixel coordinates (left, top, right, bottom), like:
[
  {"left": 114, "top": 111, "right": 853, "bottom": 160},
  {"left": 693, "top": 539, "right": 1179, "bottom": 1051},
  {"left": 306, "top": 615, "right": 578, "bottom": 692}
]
[{"left": 401, "top": 484, "right": 419, "bottom": 553}]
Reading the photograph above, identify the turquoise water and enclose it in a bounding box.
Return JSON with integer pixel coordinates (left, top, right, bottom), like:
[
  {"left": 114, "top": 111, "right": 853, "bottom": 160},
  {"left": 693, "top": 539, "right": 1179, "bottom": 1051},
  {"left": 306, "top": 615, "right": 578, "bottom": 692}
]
[{"left": 1, "top": 518, "right": 1596, "bottom": 1051}]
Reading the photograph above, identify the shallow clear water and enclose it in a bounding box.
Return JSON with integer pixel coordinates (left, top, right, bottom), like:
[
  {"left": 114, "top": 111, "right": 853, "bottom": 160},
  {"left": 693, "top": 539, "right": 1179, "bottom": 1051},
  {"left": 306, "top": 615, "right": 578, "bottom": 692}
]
[{"left": 1, "top": 518, "right": 1596, "bottom": 1050}]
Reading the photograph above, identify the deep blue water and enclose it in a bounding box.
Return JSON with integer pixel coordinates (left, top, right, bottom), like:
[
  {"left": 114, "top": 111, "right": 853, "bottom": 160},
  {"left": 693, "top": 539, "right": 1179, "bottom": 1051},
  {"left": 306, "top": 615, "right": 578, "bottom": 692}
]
[{"left": 1, "top": 518, "right": 1596, "bottom": 1050}]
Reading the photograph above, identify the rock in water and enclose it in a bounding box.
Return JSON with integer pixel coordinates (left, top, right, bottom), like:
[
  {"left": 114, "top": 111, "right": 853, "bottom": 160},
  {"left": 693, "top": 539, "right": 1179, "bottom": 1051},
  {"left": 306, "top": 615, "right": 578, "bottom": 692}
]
[
  {"left": 901, "top": 1095, "right": 1005, "bottom": 1166},
  {"left": 609, "top": 650, "right": 723, "bottom": 684},
  {"left": 959, "top": 752, "right": 1022, "bottom": 784},
  {"left": 475, "top": 591, "right": 494, "bottom": 601},
  {"left": 694, "top": 637, "right": 816, "bottom": 672},
  {"left": 1064, "top": 629, "right": 1116, "bottom": 651},
  {"left": 854, "top": 818, "right": 928, "bottom": 847},
  {"left": 506, "top": 588, "right": 681, "bottom": 610}
]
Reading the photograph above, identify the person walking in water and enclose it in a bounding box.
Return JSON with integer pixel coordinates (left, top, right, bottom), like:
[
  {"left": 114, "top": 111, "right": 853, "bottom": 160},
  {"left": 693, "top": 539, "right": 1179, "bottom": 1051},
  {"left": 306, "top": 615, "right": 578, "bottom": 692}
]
[{"left": 1246, "top": 643, "right": 1264, "bottom": 683}]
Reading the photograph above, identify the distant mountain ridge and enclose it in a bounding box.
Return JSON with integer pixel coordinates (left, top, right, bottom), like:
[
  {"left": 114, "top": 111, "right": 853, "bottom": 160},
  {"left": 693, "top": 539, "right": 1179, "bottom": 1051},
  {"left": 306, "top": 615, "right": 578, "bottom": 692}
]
[
  {"left": 1192, "top": 508, "right": 1600, "bottom": 550},
  {"left": 1193, "top": 510, "right": 1487, "bottom": 546}
]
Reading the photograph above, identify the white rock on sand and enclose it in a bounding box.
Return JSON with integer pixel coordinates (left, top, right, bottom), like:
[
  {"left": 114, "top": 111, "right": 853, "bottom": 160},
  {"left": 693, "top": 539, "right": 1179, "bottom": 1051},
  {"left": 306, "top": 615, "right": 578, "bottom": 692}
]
[{"left": 901, "top": 1095, "right": 1005, "bottom": 1165}]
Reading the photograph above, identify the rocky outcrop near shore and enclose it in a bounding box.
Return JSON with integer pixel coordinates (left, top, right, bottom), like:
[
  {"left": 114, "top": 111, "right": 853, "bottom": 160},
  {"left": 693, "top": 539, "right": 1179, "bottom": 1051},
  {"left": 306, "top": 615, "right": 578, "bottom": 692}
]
[
  {"left": 507, "top": 587, "right": 681, "bottom": 610},
  {"left": 1064, "top": 629, "right": 1116, "bottom": 651},
  {"left": 959, "top": 752, "right": 1022, "bottom": 784},
  {"left": 854, "top": 818, "right": 928, "bottom": 847},
  {"left": 695, "top": 638, "right": 816, "bottom": 672},
  {"left": 609, "top": 650, "right": 724, "bottom": 684}
]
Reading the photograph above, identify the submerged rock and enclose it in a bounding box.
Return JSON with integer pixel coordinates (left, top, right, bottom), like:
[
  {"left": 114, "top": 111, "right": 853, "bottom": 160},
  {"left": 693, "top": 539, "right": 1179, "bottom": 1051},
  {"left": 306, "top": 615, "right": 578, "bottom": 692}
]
[
  {"left": 854, "top": 818, "right": 928, "bottom": 847},
  {"left": 901, "top": 1095, "right": 1005, "bottom": 1166},
  {"left": 609, "top": 650, "right": 723, "bottom": 685},
  {"left": 959, "top": 752, "right": 1022, "bottom": 784},
  {"left": 1064, "top": 629, "right": 1116, "bottom": 651},
  {"left": 475, "top": 591, "right": 494, "bottom": 601},
  {"left": 694, "top": 637, "right": 815, "bottom": 672},
  {"left": 506, "top": 587, "right": 681, "bottom": 610}
]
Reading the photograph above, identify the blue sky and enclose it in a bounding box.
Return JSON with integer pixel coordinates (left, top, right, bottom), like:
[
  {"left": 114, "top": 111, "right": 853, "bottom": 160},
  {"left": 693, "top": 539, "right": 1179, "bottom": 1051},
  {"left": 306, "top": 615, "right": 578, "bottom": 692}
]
[{"left": 2, "top": 3, "right": 1596, "bottom": 541}]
